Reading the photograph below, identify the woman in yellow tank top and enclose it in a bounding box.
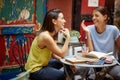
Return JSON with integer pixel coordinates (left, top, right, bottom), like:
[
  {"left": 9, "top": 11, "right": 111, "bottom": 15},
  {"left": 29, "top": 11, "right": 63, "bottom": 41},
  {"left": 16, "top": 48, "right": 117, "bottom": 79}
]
[{"left": 25, "top": 8, "right": 70, "bottom": 80}]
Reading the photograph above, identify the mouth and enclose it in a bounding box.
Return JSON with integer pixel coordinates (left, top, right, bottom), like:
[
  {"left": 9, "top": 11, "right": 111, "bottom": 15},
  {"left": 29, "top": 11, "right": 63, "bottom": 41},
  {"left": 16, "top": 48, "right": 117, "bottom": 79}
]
[
  {"left": 93, "top": 20, "right": 98, "bottom": 24},
  {"left": 61, "top": 24, "right": 65, "bottom": 28},
  {"left": 93, "top": 19, "right": 97, "bottom": 23},
  {"left": 60, "top": 27, "right": 64, "bottom": 30}
]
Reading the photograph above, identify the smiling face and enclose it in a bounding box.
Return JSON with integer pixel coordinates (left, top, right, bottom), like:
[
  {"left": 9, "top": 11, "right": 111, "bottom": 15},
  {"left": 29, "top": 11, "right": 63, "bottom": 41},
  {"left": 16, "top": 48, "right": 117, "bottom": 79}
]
[
  {"left": 92, "top": 10, "right": 107, "bottom": 27},
  {"left": 52, "top": 13, "right": 66, "bottom": 32}
]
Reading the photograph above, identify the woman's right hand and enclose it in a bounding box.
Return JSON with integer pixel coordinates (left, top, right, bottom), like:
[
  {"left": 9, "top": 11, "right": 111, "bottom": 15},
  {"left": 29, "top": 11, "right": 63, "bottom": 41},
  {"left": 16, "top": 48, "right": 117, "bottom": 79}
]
[{"left": 81, "top": 20, "right": 90, "bottom": 33}]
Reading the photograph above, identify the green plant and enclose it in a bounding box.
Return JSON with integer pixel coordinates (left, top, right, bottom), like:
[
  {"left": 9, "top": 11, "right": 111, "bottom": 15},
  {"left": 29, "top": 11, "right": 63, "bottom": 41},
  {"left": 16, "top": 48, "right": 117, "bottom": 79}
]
[{"left": 70, "top": 30, "right": 80, "bottom": 37}]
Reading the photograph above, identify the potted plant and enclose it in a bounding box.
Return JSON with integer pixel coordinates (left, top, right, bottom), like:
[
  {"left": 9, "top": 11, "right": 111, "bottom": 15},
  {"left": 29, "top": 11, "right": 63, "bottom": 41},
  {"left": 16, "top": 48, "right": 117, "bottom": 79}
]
[{"left": 69, "top": 30, "right": 80, "bottom": 43}]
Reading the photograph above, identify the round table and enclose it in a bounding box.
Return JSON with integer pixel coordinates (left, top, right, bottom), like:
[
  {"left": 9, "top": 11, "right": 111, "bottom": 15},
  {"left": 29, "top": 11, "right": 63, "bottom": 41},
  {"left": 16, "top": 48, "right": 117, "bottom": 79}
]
[{"left": 60, "top": 56, "right": 118, "bottom": 80}]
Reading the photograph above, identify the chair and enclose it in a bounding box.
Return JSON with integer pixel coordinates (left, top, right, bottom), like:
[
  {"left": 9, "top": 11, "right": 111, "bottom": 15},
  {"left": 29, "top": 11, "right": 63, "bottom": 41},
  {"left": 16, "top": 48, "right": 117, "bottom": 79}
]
[
  {"left": 10, "top": 70, "right": 30, "bottom": 80},
  {"left": 11, "top": 36, "right": 34, "bottom": 72}
]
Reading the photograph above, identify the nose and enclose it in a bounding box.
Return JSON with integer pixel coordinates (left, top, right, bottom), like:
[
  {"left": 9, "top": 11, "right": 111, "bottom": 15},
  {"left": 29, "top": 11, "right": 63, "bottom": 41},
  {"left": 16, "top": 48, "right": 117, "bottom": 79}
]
[
  {"left": 92, "top": 16, "right": 95, "bottom": 21},
  {"left": 64, "top": 19, "right": 66, "bottom": 23}
]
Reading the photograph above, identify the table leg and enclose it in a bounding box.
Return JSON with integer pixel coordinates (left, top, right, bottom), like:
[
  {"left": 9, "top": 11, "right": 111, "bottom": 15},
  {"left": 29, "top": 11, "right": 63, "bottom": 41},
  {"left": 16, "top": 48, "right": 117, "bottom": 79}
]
[
  {"left": 63, "top": 64, "right": 73, "bottom": 80},
  {"left": 63, "top": 65, "right": 87, "bottom": 80},
  {"left": 79, "top": 68, "right": 88, "bottom": 80}
]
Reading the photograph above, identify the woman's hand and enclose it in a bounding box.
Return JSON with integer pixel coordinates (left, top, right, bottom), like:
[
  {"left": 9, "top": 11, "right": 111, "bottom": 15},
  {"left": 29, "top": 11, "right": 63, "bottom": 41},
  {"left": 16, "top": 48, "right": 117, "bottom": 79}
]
[
  {"left": 60, "top": 28, "right": 70, "bottom": 39},
  {"left": 81, "top": 20, "right": 90, "bottom": 33},
  {"left": 81, "top": 20, "right": 94, "bottom": 52},
  {"left": 82, "top": 50, "right": 89, "bottom": 55}
]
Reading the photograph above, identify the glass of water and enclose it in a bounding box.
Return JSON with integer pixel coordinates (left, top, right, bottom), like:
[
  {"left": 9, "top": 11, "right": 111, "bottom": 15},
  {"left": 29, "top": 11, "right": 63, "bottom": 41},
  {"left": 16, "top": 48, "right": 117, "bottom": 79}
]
[{"left": 82, "top": 44, "right": 89, "bottom": 55}]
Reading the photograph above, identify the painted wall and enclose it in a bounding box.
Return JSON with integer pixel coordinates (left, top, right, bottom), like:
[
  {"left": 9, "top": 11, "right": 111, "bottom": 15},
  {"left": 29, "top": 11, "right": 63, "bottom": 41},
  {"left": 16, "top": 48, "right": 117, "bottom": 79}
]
[
  {"left": 81, "top": 0, "right": 105, "bottom": 14},
  {"left": 47, "top": 0, "right": 72, "bottom": 30},
  {"left": 0, "top": 0, "right": 46, "bottom": 68},
  {"left": 0, "top": 0, "right": 34, "bottom": 25},
  {"left": 0, "top": 0, "right": 46, "bottom": 30}
]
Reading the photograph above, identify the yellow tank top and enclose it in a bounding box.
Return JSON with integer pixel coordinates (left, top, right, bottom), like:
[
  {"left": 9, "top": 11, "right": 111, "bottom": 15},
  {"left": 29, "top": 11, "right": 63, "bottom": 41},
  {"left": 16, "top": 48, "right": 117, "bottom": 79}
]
[{"left": 25, "top": 36, "right": 52, "bottom": 73}]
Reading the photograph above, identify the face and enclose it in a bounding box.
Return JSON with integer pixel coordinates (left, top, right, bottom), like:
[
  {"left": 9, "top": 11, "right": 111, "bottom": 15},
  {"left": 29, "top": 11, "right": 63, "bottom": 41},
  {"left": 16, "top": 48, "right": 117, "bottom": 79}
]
[
  {"left": 53, "top": 13, "right": 66, "bottom": 31},
  {"left": 92, "top": 10, "right": 107, "bottom": 27}
]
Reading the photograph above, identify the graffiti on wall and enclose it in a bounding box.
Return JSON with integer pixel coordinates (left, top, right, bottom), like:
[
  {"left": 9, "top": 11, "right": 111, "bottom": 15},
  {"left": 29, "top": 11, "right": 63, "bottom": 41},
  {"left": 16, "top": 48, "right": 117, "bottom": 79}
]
[
  {"left": 0, "top": 0, "right": 34, "bottom": 25},
  {"left": 0, "top": 0, "right": 47, "bottom": 68}
]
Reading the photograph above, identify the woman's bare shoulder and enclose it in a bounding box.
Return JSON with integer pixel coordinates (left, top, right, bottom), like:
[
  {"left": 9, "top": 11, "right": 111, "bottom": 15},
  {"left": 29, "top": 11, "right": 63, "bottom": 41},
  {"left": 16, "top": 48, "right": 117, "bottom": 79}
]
[
  {"left": 38, "top": 31, "right": 52, "bottom": 43},
  {"left": 37, "top": 31, "right": 52, "bottom": 48}
]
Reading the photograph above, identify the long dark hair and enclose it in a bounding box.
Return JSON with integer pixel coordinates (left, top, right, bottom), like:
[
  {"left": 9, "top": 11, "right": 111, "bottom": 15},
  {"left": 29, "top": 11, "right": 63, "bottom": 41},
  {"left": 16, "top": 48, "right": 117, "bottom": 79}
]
[{"left": 36, "top": 8, "right": 62, "bottom": 35}]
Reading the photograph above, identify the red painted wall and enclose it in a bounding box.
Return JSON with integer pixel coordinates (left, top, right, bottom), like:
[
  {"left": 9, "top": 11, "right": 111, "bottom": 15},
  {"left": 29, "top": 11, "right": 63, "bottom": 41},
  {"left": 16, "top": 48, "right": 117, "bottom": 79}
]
[
  {"left": 47, "top": 0, "right": 72, "bottom": 30},
  {"left": 81, "top": 0, "right": 105, "bottom": 14}
]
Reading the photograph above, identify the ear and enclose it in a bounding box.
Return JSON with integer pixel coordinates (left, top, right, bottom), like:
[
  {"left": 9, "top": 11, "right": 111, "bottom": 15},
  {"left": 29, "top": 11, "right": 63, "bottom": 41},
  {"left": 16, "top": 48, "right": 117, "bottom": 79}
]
[
  {"left": 52, "top": 19, "right": 57, "bottom": 24},
  {"left": 104, "top": 14, "right": 108, "bottom": 20}
]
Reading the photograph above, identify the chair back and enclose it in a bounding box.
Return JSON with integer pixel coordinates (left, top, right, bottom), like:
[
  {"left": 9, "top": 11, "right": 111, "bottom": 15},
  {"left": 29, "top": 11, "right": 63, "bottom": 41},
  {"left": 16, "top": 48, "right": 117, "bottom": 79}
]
[
  {"left": 10, "top": 70, "right": 30, "bottom": 80},
  {"left": 12, "top": 36, "right": 34, "bottom": 72}
]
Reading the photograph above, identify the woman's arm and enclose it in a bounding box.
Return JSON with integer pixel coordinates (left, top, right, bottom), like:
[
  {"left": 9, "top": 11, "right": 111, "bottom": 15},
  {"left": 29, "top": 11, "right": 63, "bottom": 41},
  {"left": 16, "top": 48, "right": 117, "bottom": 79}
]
[
  {"left": 86, "top": 32, "right": 94, "bottom": 51},
  {"left": 52, "top": 53, "right": 62, "bottom": 60},
  {"left": 81, "top": 20, "right": 94, "bottom": 51},
  {"left": 38, "top": 28, "right": 70, "bottom": 58}
]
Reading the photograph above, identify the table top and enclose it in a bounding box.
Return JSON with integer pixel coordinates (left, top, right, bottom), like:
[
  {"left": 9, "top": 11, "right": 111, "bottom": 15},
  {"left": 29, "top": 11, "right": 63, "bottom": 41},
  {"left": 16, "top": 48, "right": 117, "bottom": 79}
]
[
  {"left": 57, "top": 42, "right": 83, "bottom": 46},
  {"left": 60, "top": 56, "right": 117, "bottom": 68}
]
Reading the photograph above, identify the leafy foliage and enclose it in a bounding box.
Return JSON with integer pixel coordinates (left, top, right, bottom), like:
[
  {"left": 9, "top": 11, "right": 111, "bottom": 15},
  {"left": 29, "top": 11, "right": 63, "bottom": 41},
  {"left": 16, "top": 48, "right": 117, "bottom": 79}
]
[{"left": 70, "top": 30, "right": 80, "bottom": 37}]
